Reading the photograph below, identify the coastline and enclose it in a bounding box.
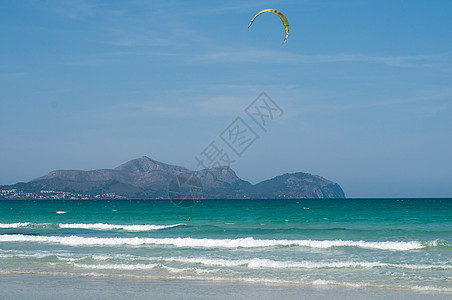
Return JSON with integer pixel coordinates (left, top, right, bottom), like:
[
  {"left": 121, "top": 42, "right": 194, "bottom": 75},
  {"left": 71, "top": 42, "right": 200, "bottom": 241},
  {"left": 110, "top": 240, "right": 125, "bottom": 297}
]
[{"left": 0, "top": 274, "right": 450, "bottom": 300}]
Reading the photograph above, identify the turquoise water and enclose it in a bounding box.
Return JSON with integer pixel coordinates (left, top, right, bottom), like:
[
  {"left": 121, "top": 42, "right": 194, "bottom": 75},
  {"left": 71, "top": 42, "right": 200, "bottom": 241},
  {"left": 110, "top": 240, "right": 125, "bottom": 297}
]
[{"left": 0, "top": 199, "right": 451, "bottom": 293}]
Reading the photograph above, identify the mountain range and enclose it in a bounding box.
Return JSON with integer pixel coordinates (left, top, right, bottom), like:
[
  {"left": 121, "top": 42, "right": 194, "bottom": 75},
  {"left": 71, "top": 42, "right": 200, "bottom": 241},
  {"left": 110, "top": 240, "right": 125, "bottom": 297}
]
[{"left": 1, "top": 156, "right": 345, "bottom": 199}]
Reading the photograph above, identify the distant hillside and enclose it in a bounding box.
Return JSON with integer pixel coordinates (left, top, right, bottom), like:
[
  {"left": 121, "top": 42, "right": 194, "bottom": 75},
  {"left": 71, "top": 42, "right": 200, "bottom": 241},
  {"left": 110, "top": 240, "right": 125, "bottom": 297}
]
[
  {"left": 1, "top": 156, "right": 345, "bottom": 199},
  {"left": 252, "top": 172, "right": 345, "bottom": 199}
]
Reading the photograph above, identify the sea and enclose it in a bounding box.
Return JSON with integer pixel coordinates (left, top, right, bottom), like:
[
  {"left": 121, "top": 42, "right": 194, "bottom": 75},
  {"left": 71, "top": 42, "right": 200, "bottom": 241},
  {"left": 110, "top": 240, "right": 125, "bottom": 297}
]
[{"left": 0, "top": 199, "right": 451, "bottom": 295}]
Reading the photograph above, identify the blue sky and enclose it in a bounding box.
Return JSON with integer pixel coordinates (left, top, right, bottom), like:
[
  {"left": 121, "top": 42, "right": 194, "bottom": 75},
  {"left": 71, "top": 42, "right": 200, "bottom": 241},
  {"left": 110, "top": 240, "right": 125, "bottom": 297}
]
[{"left": 1, "top": 0, "right": 451, "bottom": 197}]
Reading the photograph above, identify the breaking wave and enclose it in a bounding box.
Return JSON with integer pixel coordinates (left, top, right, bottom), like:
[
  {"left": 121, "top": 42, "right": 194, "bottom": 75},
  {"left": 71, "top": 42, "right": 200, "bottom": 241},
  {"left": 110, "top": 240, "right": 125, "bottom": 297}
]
[
  {"left": 0, "top": 234, "right": 442, "bottom": 251},
  {"left": 0, "top": 222, "right": 183, "bottom": 232},
  {"left": 58, "top": 223, "right": 183, "bottom": 231},
  {"left": 0, "top": 223, "right": 31, "bottom": 228},
  {"left": 72, "top": 263, "right": 220, "bottom": 274},
  {"left": 153, "top": 257, "right": 452, "bottom": 270}
]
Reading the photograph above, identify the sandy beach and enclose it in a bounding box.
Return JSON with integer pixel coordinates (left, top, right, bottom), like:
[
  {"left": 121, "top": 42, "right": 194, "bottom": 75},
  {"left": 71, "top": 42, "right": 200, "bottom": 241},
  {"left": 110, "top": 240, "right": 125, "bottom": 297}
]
[{"left": 0, "top": 274, "right": 450, "bottom": 300}]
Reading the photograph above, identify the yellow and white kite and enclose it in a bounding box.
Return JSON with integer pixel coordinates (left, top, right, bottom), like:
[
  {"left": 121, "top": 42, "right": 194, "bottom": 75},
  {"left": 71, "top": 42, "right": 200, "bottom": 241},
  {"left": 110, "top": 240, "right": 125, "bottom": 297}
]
[{"left": 248, "top": 9, "right": 289, "bottom": 44}]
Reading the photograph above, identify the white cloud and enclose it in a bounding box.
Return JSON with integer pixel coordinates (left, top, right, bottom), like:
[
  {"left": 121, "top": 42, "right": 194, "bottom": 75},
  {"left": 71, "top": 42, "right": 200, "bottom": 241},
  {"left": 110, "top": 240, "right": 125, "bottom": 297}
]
[
  {"left": 189, "top": 50, "right": 442, "bottom": 68},
  {"left": 182, "top": 2, "right": 271, "bottom": 15},
  {"left": 298, "top": 88, "right": 452, "bottom": 113},
  {"left": 41, "top": 0, "right": 125, "bottom": 19}
]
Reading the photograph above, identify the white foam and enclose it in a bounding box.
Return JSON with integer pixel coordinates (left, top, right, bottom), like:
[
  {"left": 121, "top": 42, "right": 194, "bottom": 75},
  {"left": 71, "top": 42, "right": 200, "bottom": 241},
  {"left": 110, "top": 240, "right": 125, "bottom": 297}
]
[
  {"left": 411, "top": 285, "right": 452, "bottom": 293},
  {"left": 156, "top": 257, "right": 452, "bottom": 270},
  {"left": 0, "top": 253, "right": 57, "bottom": 259},
  {"left": 0, "top": 222, "right": 182, "bottom": 231},
  {"left": 247, "top": 259, "right": 382, "bottom": 269},
  {"left": 162, "top": 257, "right": 248, "bottom": 267},
  {"left": 311, "top": 279, "right": 371, "bottom": 288},
  {"left": 74, "top": 263, "right": 157, "bottom": 270},
  {"left": 0, "top": 234, "right": 425, "bottom": 250},
  {"left": 56, "top": 211, "right": 67, "bottom": 214},
  {"left": 56, "top": 253, "right": 137, "bottom": 262},
  {"left": 0, "top": 222, "right": 31, "bottom": 228},
  {"left": 1, "top": 262, "right": 451, "bottom": 293},
  {"left": 4, "top": 250, "right": 450, "bottom": 271},
  {"left": 248, "top": 259, "right": 452, "bottom": 270},
  {"left": 58, "top": 223, "right": 183, "bottom": 231},
  {"left": 91, "top": 255, "right": 115, "bottom": 261},
  {"left": 73, "top": 263, "right": 221, "bottom": 275}
]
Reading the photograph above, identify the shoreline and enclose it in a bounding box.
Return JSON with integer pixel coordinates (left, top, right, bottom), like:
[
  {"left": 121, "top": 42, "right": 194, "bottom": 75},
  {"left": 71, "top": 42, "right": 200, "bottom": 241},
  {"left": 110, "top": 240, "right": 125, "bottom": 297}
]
[{"left": 0, "top": 273, "right": 450, "bottom": 300}]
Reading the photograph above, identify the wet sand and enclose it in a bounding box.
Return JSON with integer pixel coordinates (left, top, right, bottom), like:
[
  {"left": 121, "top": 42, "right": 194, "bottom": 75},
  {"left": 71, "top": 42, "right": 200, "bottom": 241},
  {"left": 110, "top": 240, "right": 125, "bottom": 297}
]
[{"left": 0, "top": 274, "right": 450, "bottom": 300}]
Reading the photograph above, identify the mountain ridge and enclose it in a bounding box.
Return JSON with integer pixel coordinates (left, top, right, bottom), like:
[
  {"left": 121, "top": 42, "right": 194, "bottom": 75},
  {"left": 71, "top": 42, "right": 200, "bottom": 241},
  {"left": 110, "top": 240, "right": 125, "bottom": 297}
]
[{"left": 2, "top": 156, "right": 346, "bottom": 199}]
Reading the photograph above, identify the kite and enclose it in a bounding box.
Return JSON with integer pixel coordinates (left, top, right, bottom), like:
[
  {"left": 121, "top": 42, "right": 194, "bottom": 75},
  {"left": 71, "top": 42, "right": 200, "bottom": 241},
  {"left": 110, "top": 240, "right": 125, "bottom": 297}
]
[{"left": 248, "top": 9, "right": 289, "bottom": 44}]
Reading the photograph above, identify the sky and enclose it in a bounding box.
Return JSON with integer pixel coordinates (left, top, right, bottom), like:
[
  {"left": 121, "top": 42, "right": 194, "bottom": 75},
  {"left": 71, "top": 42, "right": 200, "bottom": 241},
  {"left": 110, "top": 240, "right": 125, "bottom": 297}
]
[{"left": 1, "top": 0, "right": 451, "bottom": 198}]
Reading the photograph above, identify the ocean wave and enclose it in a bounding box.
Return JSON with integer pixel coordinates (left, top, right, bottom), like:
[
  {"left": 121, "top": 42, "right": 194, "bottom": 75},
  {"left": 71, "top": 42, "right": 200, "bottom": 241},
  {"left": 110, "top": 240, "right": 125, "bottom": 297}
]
[
  {"left": 52, "top": 254, "right": 452, "bottom": 271},
  {"left": 245, "top": 259, "right": 452, "bottom": 270},
  {"left": 0, "top": 269, "right": 450, "bottom": 293},
  {"left": 0, "top": 222, "right": 183, "bottom": 232},
  {"left": 58, "top": 223, "right": 184, "bottom": 231},
  {"left": 0, "top": 223, "right": 31, "bottom": 228},
  {"left": 0, "top": 234, "right": 439, "bottom": 251},
  {"left": 4, "top": 250, "right": 450, "bottom": 271},
  {"left": 57, "top": 254, "right": 135, "bottom": 262},
  {"left": 73, "top": 263, "right": 221, "bottom": 275},
  {"left": 160, "top": 257, "right": 452, "bottom": 270},
  {"left": 74, "top": 263, "right": 158, "bottom": 270}
]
